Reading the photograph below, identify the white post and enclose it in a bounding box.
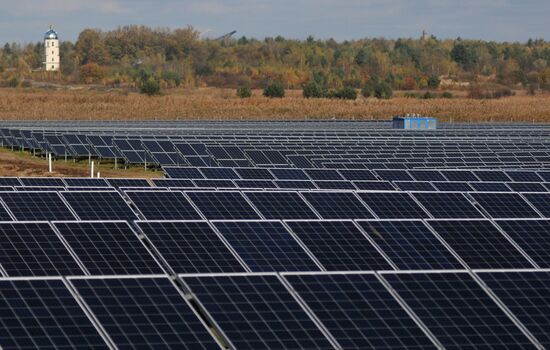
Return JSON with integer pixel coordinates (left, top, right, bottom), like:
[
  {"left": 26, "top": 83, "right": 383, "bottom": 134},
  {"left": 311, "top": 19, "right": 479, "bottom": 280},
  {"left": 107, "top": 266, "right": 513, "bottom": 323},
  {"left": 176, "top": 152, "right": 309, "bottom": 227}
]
[
  {"left": 91, "top": 161, "right": 94, "bottom": 178},
  {"left": 48, "top": 153, "right": 52, "bottom": 173},
  {"left": 97, "top": 171, "right": 100, "bottom": 178}
]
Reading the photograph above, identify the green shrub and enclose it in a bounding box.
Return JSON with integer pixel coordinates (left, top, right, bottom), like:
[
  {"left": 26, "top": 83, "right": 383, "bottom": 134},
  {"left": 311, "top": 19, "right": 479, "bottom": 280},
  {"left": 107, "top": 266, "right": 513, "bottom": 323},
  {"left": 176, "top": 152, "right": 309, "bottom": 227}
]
[
  {"left": 403, "top": 92, "right": 418, "bottom": 98},
  {"left": 140, "top": 76, "right": 161, "bottom": 96},
  {"left": 374, "top": 81, "right": 392, "bottom": 99},
  {"left": 427, "top": 75, "right": 441, "bottom": 89},
  {"left": 263, "top": 83, "right": 285, "bottom": 98},
  {"left": 328, "top": 86, "right": 357, "bottom": 100},
  {"left": 302, "top": 81, "right": 326, "bottom": 98},
  {"left": 422, "top": 91, "right": 437, "bottom": 99},
  {"left": 442, "top": 91, "right": 454, "bottom": 99},
  {"left": 236, "top": 85, "right": 252, "bottom": 98},
  {"left": 161, "top": 71, "right": 182, "bottom": 87}
]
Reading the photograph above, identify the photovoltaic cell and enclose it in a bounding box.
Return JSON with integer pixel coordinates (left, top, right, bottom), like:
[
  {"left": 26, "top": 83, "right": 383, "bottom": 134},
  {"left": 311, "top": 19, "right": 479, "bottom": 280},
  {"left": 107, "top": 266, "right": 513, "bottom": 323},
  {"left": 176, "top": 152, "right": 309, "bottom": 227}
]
[
  {"left": 408, "top": 170, "right": 446, "bottom": 182},
  {"left": 0, "top": 192, "right": 77, "bottom": 221},
  {"left": 126, "top": 191, "right": 202, "bottom": 220},
  {"left": 235, "top": 168, "right": 274, "bottom": 180},
  {"left": 393, "top": 181, "right": 437, "bottom": 191},
  {"left": 470, "top": 182, "right": 511, "bottom": 192},
  {"left": 505, "top": 171, "right": 543, "bottom": 182},
  {"left": 107, "top": 178, "right": 150, "bottom": 188},
  {"left": 382, "top": 271, "right": 536, "bottom": 350},
  {"left": 432, "top": 182, "right": 473, "bottom": 192},
  {"left": 470, "top": 193, "right": 541, "bottom": 218},
  {"left": 427, "top": 219, "right": 533, "bottom": 269},
  {"left": 213, "top": 221, "right": 320, "bottom": 272},
  {"left": 183, "top": 274, "right": 334, "bottom": 350},
  {"left": 53, "top": 221, "right": 164, "bottom": 275},
  {"left": 522, "top": 193, "right": 550, "bottom": 217},
  {"left": 244, "top": 191, "right": 319, "bottom": 220},
  {"left": 506, "top": 182, "right": 547, "bottom": 192},
  {"left": 0, "top": 279, "right": 109, "bottom": 349},
  {"left": 440, "top": 170, "right": 479, "bottom": 182},
  {"left": 70, "top": 277, "right": 220, "bottom": 350},
  {"left": 136, "top": 221, "right": 246, "bottom": 273},
  {"left": 286, "top": 220, "right": 393, "bottom": 271},
  {"left": 412, "top": 192, "right": 484, "bottom": 218},
  {"left": 186, "top": 191, "right": 261, "bottom": 220},
  {"left": 284, "top": 273, "right": 437, "bottom": 349},
  {"left": 477, "top": 270, "right": 550, "bottom": 348},
  {"left": 357, "top": 192, "right": 430, "bottom": 219},
  {"left": 200, "top": 167, "right": 239, "bottom": 179},
  {"left": 353, "top": 181, "right": 396, "bottom": 191},
  {"left": 494, "top": 220, "right": 550, "bottom": 268},
  {"left": 357, "top": 220, "right": 464, "bottom": 270},
  {"left": 61, "top": 191, "right": 138, "bottom": 221},
  {"left": 474, "top": 170, "right": 512, "bottom": 182},
  {"left": 269, "top": 168, "right": 309, "bottom": 180},
  {"left": 0, "top": 222, "right": 84, "bottom": 276},
  {"left": 301, "top": 192, "right": 375, "bottom": 219}
]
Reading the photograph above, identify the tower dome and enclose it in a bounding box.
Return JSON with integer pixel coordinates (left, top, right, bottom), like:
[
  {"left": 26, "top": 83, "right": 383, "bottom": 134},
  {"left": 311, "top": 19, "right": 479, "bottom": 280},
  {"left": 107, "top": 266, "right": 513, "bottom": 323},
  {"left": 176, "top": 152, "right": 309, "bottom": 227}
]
[{"left": 44, "top": 28, "right": 58, "bottom": 40}]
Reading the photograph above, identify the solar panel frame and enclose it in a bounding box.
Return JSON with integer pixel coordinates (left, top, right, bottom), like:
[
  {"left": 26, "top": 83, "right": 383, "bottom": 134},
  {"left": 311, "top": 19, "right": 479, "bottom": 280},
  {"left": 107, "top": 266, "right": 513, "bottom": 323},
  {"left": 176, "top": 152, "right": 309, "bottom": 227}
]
[
  {"left": 0, "top": 191, "right": 78, "bottom": 221},
  {"left": 60, "top": 190, "right": 139, "bottom": 221},
  {"left": 0, "top": 277, "right": 111, "bottom": 349},
  {"left": 68, "top": 275, "right": 223, "bottom": 350},
  {"left": 426, "top": 218, "right": 536, "bottom": 269},
  {"left": 185, "top": 191, "right": 262, "bottom": 220},
  {"left": 412, "top": 191, "right": 485, "bottom": 218},
  {"left": 52, "top": 220, "right": 165, "bottom": 275},
  {"left": 180, "top": 273, "right": 337, "bottom": 350},
  {"left": 126, "top": 190, "right": 203, "bottom": 220},
  {"left": 301, "top": 191, "right": 376, "bottom": 219},
  {"left": 380, "top": 270, "right": 538, "bottom": 350},
  {"left": 244, "top": 190, "right": 320, "bottom": 220},
  {"left": 136, "top": 220, "right": 247, "bottom": 274},
  {"left": 281, "top": 271, "right": 439, "bottom": 349},
  {"left": 522, "top": 193, "right": 550, "bottom": 217},
  {"left": 357, "top": 191, "right": 431, "bottom": 219},
  {"left": 469, "top": 192, "right": 542, "bottom": 218},
  {"left": 211, "top": 220, "right": 322, "bottom": 272}
]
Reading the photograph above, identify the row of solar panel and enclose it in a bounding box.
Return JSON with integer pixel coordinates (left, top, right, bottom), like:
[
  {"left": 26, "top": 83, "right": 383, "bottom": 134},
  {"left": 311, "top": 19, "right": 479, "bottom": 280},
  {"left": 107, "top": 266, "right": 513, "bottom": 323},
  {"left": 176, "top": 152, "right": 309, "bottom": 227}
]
[
  {"left": 1, "top": 189, "right": 548, "bottom": 222},
  {"left": 2, "top": 270, "right": 550, "bottom": 349},
  {"left": 2, "top": 179, "right": 550, "bottom": 193},
  {"left": 165, "top": 166, "right": 550, "bottom": 182},
  {"left": 0, "top": 218, "right": 549, "bottom": 277}
]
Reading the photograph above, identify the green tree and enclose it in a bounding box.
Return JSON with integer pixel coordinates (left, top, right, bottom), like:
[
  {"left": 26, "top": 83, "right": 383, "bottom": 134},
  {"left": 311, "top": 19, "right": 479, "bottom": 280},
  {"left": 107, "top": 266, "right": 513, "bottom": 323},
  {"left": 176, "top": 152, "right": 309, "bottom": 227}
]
[
  {"left": 237, "top": 85, "right": 252, "bottom": 98},
  {"left": 263, "top": 83, "right": 285, "bottom": 98},
  {"left": 427, "top": 75, "right": 441, "bottom": 89},
  {"left": 140, "top": 76, "right": 161, "bottom": 96},
  {"left": 302, "top": 81, "right": 326, "bottom": 98}
]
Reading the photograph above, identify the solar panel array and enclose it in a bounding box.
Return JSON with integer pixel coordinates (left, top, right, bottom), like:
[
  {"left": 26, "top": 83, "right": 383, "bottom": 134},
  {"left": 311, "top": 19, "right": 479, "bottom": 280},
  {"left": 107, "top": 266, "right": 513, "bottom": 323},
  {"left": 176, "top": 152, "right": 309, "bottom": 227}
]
[{"left": 1, "top": 120, "right": 550, "bottom": 349}]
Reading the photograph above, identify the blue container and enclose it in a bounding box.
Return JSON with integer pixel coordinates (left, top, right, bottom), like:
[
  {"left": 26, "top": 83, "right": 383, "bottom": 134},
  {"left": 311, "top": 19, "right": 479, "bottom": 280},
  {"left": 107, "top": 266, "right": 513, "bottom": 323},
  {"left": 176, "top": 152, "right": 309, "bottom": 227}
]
[{"left": 393, "top": 116, "right": 437, "bottom": 130}]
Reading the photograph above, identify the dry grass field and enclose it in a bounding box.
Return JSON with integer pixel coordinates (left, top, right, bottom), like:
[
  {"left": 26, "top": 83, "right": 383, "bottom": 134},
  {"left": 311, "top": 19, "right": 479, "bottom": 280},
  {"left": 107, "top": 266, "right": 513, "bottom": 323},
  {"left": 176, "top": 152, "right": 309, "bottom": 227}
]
[{"left": 0, "top": 87, "right": 549, "bottom": 123}]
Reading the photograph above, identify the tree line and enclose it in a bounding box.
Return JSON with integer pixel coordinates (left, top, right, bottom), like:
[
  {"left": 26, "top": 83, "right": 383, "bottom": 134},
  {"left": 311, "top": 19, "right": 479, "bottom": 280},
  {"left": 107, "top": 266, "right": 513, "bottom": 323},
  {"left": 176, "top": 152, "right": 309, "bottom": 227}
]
[{"left": 1, "top": 25, "right": 550, "bottom": 96}]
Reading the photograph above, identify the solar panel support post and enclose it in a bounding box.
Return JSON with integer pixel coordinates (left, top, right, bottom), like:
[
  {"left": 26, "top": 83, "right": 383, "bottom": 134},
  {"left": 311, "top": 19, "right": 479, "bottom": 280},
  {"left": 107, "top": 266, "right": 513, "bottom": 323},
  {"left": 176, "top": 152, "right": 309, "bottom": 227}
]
[
  {"left": 91, "top": 161, "right": 94, "bottom": 178},
  {"left": 48, "top": 152, "right": 52, "bottom": 173}
]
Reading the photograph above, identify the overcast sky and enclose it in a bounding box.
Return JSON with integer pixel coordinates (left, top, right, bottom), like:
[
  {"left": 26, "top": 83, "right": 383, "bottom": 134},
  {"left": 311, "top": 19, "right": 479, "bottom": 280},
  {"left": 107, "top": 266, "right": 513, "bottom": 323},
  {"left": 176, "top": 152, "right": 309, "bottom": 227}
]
[{"left": 1, "top": 0, "right": 548, "bottom": 44}]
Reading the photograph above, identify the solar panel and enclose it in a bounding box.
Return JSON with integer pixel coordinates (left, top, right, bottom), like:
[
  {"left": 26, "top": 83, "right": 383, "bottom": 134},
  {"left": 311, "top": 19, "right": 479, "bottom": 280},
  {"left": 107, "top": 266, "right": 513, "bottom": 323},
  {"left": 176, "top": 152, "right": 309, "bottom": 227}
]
[
  {"left": 470, "top": 192, "right": 541, "bottom": 218},
  {"left": 126, "top": 191, "right": 202, "bottom": 220},
  {"left": 506, "top": 182, "right": 547, "bottom": 192},
  {"left": 63, "top": 178, "right": 110, "bottom": 187},
  {"left": 408, "top": 170, "right": 446, "bottom": 182},
  {"left": 182, "top": 274, "right": 335, "bottom": 349},
  {"left": 301, "top": 191, "right": 375, "bottom": 219},
  {"left": 274, "top": 180, "right": 316, "bottom": 189},
  {"left": 164, "top": 167, "right": 204, "bottom": 179},
  {"left": 52, "top": 221, "right": 164, "bottom": 275},
  {"left": 427, "top": 219, "right": 534, "bottom": 269},
  {"left": 353, "top": 181, "right": 396, "bottom": 191},
  {"left": 339, "top": 169, "right": 377, "bottom": 181},
  {"left": 505, "top": 171, "right": 543, "bottom": 182},
  {"left": 0, "top": 279, "right": 109, "bottom": 349},
  {"left": 313, "top": 180, "right": 356, "bottom": 190},
  {"left": 235, "top": 168, "right": 274, "bottom": 180},
  {"left": 357, "top": 220, "right": 464, "bottom": 270},
  {"left": 212, "top": 220, "right": 320, "bottom": 272},
  {"left": 0, "top": 177, "right": 21, "bottom": 186},
  {"left": 200, "top": 167, "right": 239, "bottom": 179},
  {"left": 474, "top": 170, "right": 512, "bottom": 182},
  {"left": 376, "top": 170, "right": 415, "bottom": 181},
  {"left": 0, "top": 222, "right": 84, "bottom": 276},
  {"left": 136, "top": 221, "right": 246, "bottom": 273},
  {"left": 522, "top": 193, "right": 550, "bottom": 217},
  {"left": 432, "top": 181, "right": 473, "bottom": 192},
  {"left": 440, "top": 170, "right": 479, "bottom": 182},
  {"left": 0, "top": 191, "right": 77, "bottom": 221},
  {"left": 357, "top": 192, "right": 430, "bottom": 219},
  {"left": 412, "top": 192, "right": 485, "bottom": 218},
  {"left": 60, "top": 191, "right": 138, "bottom": 221},
  {"left": 186, "top": 191, "right": 261, "bottom": 220},
  {"left": 285, "top": 220, "right": 393, "bottom": 270},
  {"left": 233, "top": 179, "right": 277, "bottom": 189},
  {"left": 283, "top": 273, "right": 437, "bottom": 349},
  {"left": 19, "top": 177, "right": 65, "bottom": 187},
  {"left": 107, "top": 178, "right": 151, "bottom": 188},
  {"left": 152, "top": 178, "right": 195, "bottom": 188},
  {"left": 305, "top": 169, "right": 344, "bottom": 180},
  {"left": 494, "top": 220, "right": 550, "bottom": 268},
  {"left": 244, "top": 191, "right": 319, "bottom": 219},
  {"left": 382, "top": 271, "right": 537, "bottom": 349},
  {"left": 477, "top": 270, "right": 550, "bottom": 348},
  {"left": 393, "top": 181, "right": 437, "bottom": 191},
  {"left": 194, "top": 179, "right": 237, "bottom": 189},
  {"left": 269, "top": 168, "right": 309, "bottom": 180},
  {"left": 469, "top": 182, "right": 511, "bottom": 192},
  {"left": 69, "top": 277, "right": 220, "bottom": 349}
]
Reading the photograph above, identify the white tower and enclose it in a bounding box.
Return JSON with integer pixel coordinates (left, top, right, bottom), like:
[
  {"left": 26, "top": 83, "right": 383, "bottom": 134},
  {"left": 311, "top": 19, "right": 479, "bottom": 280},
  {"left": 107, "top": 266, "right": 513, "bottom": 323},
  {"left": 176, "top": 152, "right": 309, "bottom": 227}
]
[{"left": 44, "top": 26, "right": 60, "bottom": 71}]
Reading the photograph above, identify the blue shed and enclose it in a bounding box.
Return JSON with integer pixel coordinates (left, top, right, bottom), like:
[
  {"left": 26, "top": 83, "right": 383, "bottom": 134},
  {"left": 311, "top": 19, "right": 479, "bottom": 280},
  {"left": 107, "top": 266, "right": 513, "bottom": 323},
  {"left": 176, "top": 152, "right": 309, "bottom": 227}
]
[{"left": 393, "top": 115, "right": 437, "bottom": 130}]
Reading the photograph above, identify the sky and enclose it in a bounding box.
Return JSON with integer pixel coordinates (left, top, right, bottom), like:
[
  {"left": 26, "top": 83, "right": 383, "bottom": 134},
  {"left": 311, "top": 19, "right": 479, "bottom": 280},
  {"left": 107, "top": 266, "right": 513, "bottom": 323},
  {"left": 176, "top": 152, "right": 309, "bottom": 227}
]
[{"left": 0, "top": 0, "right": 548, "bottom": 44}]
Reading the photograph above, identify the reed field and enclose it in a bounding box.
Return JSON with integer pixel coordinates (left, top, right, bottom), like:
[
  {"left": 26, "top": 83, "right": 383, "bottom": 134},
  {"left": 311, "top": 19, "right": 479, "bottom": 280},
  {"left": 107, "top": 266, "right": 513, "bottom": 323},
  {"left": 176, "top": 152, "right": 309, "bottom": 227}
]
[{"left": 0, "top": 88, "right": 549, "bottom": 123}]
